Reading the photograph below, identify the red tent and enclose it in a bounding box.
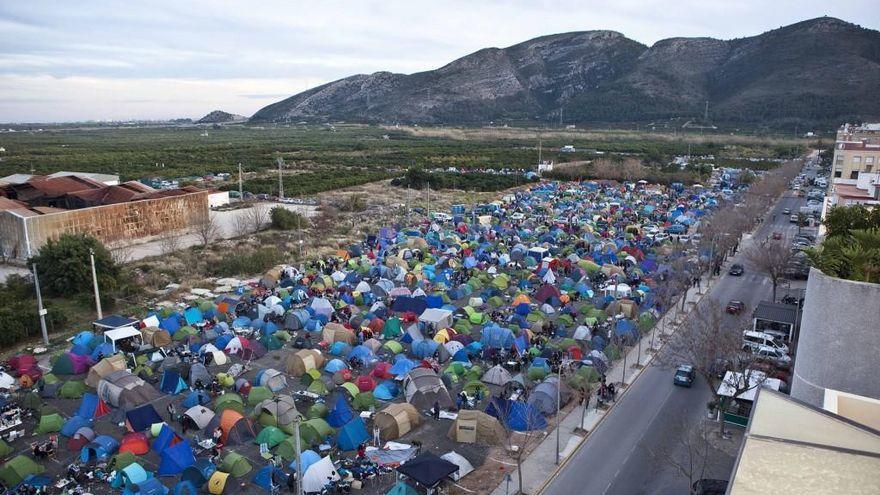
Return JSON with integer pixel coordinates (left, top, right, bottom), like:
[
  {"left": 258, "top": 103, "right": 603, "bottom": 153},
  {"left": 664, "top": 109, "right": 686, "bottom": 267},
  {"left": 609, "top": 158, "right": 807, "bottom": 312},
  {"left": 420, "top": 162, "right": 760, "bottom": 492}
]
[
  {"left": 370, "top": 362, "right": 393, "bottom": 380},
  {"left": 356, "top": 375, "right": 376, "bottom": 392},
  {"left": 567, "top": 346, "right": 583, "bottom": 360},
  {"left": 119, "top": 432, "right": 150, "bottom": 455}
]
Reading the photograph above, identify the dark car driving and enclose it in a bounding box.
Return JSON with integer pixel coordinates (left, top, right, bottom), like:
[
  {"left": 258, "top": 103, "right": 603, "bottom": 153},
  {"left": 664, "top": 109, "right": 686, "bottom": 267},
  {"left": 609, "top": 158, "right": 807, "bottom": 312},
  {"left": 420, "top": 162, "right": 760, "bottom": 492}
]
[
  {"left": 674, "top": 364, "right": 695, "bottom": 387},
  {"left": 728, "top": 264, "right": 744, "bottom": 276}
]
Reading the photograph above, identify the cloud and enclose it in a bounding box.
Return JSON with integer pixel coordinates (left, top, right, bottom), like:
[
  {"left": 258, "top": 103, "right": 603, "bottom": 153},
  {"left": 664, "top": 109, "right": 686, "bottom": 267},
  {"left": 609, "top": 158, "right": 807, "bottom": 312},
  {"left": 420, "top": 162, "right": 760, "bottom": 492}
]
[{"left": 0, "top": 0, "right": 877, "bottom": 121}]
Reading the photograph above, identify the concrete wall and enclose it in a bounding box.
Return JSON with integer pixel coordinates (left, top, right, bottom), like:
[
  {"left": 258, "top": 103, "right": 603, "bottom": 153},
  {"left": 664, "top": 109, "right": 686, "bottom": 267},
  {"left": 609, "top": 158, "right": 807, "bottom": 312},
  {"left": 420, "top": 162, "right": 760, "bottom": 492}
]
[
  {"left": 2, "top": 190, "right": 209, "bottom": 260},
  {"left": 791, "top": 268, "right": 880, "bottom": 407},
  {"left": 0, "top": 211, "right": 27, "bottom": 260}
]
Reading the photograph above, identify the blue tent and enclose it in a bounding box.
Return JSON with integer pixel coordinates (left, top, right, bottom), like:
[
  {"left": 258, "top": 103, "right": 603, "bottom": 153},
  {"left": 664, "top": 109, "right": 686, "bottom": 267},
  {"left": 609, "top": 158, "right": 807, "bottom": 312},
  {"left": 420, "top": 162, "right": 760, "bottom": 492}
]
[
  {"left": 451, "top": 349, "right": 470, "bottom": 363},
  {"left": 182, "top": 390, "right": 211, "bottom": 408},
  {"left": 130, "top": 477, "right": 169, "bottom": 495},
  {"left": 530, "top": 357, "right": 551, "bottom": 374},
  {"left": 173, "top": 480, "right": 198, "bottom": 495},
  {"left": 485, "top": 399, "right": 547, "bottom": 431},
  {"left": 214, "top": 334, "right": 233, "bottom": 350},
  {"left": 390, "top": 297, "right": 427, "bottom": 315},
  {"left": 389, "top": 357, "right": 415, "bottom": 376},
  {"left": 72, "top": 331, "right": 96, "bottom": 348},
  {"left": 324, "top": 359, "right": 348, "bottom": 374},
  {"left": 160, "top": 371, "right": 188, "bottom": 394},
  {"left": 374, "top": 380, "right": 399, "bottom": 400},
  {"left": 336, "top": 417, "right": 369, "bottom": 451},
  {"left": 126, "top": 405, "right": 163, "bottom": 431},
  {"left": 76, "top": 393, "right": 104, "bottom": 419},
  {"left": 425, "top": 295, "right": 443, "bottom": 309},
  {"left": 158, "top": 440, "right": 196, "bottom": 476},
  {"left": 61, "top": 415, "right": 92, "bottom": 437},
  {"left": 327, "top": 396, "right": 354, "bottom": 428},
  {"left": 288, "top": 449, "right": 321, "bottom": 473},
  {"left": 160, "top": 315, "right": 181, "bottom": 334},
  {"left": 153, "top": 424, "right": 182, "bottom": 453},
  {"left": 412, "top": 340, "right": 439, "bottom": 359},
  {"left": 90, "top": 343, "right": 114, "bottom": 361},
  {"left": 481, "top": 325, "right": 514, "bottom": 349},
  {"left": 69, "top": 344, "right": 92, "bottom": 356},
  {"left": 81, "top": 435, "right": 119, "bottom": 462},
  {"left": 347, "top": 345, "right": 376, "bottom": 364},
  {"left": 231, "top": 316, "right": 251, "bottom": 329},
  {"left": 614, "top": 319, "right": 638, "bottom": 340},
  {"left": 180, "top": 459, "right": 215, "bottom": 487},
  {"left": 251, "top": 466, "right": 287, "bottom": 492},
  {"left": 184, "top": 307, "right": 203, "bottom": 326},
  {"left": 329, "top": 342, "right": 350, "bottom": 357}
]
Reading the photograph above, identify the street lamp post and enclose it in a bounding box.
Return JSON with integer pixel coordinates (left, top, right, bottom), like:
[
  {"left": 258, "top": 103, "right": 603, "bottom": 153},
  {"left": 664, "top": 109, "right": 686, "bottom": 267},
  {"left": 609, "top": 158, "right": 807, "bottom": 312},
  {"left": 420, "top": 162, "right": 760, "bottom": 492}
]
[
  {"left": 89, "top": 248, "right": 103, "bottom": 319},
  {"left": 31, "top": 264, "right": 49, "bottom": 345},
  {"left": 555, "top": 359, "right": 571, "bottom": 465}
]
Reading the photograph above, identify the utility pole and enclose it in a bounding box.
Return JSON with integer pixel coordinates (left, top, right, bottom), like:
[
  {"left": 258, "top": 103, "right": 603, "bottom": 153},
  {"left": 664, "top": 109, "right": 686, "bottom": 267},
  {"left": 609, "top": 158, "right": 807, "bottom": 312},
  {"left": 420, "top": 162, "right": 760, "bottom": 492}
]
[
  {"left": 704, "top": 100, "right": 709, "bottom": 122},
  {"left": 559, "top": 106, "right": 563, "bottom": 127},
  {"left": 31, "top": 264, "right": 49, "bottom": 345},
  {"left": 238, "top": 162, "right": 243, "bottom": 200},
  {"left": 277, "top": 157, "right": 284, "bottom": 199},
  {"left": 538, "top": 139, "right": 542, "bottom": 166},
  {"left": 89, "top": 248, "right": 103, "bottom": 319},
  {"left": 293, "top": 417, "right": 304, "bottom": 495}
]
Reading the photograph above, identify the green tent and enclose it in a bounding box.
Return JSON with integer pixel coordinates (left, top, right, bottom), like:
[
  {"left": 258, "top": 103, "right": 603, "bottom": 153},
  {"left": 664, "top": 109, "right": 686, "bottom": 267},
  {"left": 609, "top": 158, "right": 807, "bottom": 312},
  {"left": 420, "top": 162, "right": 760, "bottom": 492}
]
[
  {"left": 306, "top": 403, "right": 328, "bottom": 420},
  {"left": 275, "top": 437, "right": 301, "bottom": 461},
  {"left": 387, "top": 481, "right": 420, "bottom": 495},
  {"left": 464, "top": 365, "right": 483, "bottom": 382},
  {"left": 247, "top": 386, "right": 273, "bottom": 406},
  {"left": 382, "top": 317, "right": 402, "bottom": 339},
  {"left": 173, "top": 326, "right": 198, "bottom": 341},
  {"left": 486, "top": 296, "right": 505, "bottom": 308},
  {"left": 300, "top": 369, "right": 321, "bottom": 386},
  {"left": 463, "top": 380, "right": 489, "bottom": 396},
  {"left": 59, "top": 380, "right": 87, "bottom": 399},
  {"left": 557, "top": 314, "right": 574, "bottom": 326},
  {"left": 35, "top": 413, "right": 64, "bottom": 434},
  {"left": 0, "top": 439, "right": 12, "bottom": 458},
  {"left": 604, "top": 343, "right": 621, "bottom": 361},
  {"left": 453, "top": 319, "right": 472, "bottom": 334},
  {"left": 382, "top": 341, "right": 403, "bottom": 355},
  {"left": 214, "top": 393, "right": 245, "bottom": 413},
  {"left": 20, "top": 393, "right": 41, "bottom": 412},
  {"left": 254, "top": 426, "right": 288, "bottom": 448},
  {"left": 339, "top": 382, "right": 359, "bottom": 399},
  {"left": 41, "top": 373, "right": 60, "bottom": 385},
  {"left": 50, "top": 354, "right": 76, "bottom": 375},
  {"left": 352, "top": 391, "right": 377, "bottom": 412},
  {"left": 558, "top": 338, "right": 577, "bottom": 350},
  {"left": 307, "top": 380, "right": 328, "bottom": 396},
  {"left": 219, "top": 451, "right": 252, "bottom": 477},
  {"left": 260, "top": 334, "right": 283, "bottom": 351},
  {"left": 275, "top": 331, "right": 291, "bottom": 341},
  {"left": 299, "top": 419, "right": 334, "bottom": 447},
  {"left": 0, "top": 456, "right": 45, "bottom": 486},
  {"left": 576, "top": 366, "right": 601, "bottom": 383},
  {"left": 527, "top": 367, "right": 547, "bottom": 381},
  {"left": 110, "top": 451, "right": 137, "bottom": 470},
  {"left": 444, "top": 362, "right": 467, "bottom": 376}
]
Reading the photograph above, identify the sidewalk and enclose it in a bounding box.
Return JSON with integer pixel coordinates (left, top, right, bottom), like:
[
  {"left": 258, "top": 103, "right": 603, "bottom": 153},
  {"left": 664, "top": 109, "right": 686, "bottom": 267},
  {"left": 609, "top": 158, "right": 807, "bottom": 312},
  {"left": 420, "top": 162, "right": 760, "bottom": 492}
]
[{"left": 489, "top": 269, "right": 720, "bottom": 495}]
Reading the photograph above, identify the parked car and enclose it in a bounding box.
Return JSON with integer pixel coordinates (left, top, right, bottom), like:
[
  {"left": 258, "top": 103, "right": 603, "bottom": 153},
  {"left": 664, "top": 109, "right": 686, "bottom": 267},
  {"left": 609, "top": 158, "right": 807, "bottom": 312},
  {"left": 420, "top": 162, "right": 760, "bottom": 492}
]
[
  {"left": 790, "top": 214, "right": 799, "bottom": 223},
  {"left": 728, "top": 264, "right": 744, "bottom": 276},
  {"left": 674, "top": 364, "right": 695, "bottom": 387},
  {"left": 726, "top": 300, "right": 746, "bottom": 314},
  {"left": 752, "top": 345, "right": 793, "bottom": 369},
  {"left": 693, "top": 479, "right": 729, "bottom": 495},
  {"left": 743, "top": 330, "right": 790, "bottom": 354},
  {"left": 781, "top": 208, "right": 791, "bottom": 215}
]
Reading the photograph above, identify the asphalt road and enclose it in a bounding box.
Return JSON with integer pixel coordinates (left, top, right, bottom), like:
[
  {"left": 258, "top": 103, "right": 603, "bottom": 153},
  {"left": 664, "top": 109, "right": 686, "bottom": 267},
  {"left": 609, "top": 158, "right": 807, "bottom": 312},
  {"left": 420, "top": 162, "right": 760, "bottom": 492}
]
[{"left": 544, "top": 158, "right": 818, "bottom": 495}]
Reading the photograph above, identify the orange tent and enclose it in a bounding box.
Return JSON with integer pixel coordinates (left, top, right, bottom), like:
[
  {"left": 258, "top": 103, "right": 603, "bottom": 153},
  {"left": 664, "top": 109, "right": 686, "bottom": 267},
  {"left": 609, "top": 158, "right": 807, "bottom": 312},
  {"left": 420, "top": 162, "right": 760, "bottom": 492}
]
[
  {"left": 217, "top": 409, "right": 255, "bottom": 444},
  {"left": 512, "top": 294, "right": 532, "bottom": 306},
  {"left": 119, "top": 432, "right": 150, "bottom": 455}
]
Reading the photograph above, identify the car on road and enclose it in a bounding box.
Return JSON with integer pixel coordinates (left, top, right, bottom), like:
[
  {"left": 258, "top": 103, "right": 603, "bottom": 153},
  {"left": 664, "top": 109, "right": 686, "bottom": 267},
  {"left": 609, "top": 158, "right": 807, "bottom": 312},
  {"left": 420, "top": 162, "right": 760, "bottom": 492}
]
[
  {"left": 772, "top": 231, "right": 783, "bottom": 240},
  {"left": 782, "top": 208, "right": 791, "bottom": 215},
  {"left": 673, "top": 364, "right": 695, "bottom": 387},
  {"left": 753, "top": 345, "right": 793, "bottom": 369},
  {"left": 790, "top": 214, "right": 800, "bottom": 222},
  {"left": 692, "top": 479, "right": 729, "bottom": 495},
  {"left": 728, "top": 264, "right": 744, "bottom": 276},
  {"left": 726, "top": 300, "right": 745, "bottom": 314}
]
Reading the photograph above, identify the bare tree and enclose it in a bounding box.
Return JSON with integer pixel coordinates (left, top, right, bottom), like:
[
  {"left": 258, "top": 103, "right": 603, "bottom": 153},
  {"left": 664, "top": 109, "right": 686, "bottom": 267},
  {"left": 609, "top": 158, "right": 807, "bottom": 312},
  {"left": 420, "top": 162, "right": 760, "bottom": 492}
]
[
  {"left": 745, "top": 238, "right": 794, "bottom": 302},
  {"left": 159, "top": 230, "right": 183, "bottom": 255},
  {"left": 650, "top": 418, "right": 720, "bottom": 494},
  {"left": 232, "top": 209, "right": 252, "bottom": 238},
  {"left": 244, "top": 203, "right": 269, "bottom": 233},
  {"left": 655, "top": 300, "right": 762, "bottom": 437},
  {"left": 194, "top": 213, "right": 222, "bottom": 247},
  {"left": 499, "top": 401, "right": 547, "bottom": 495}
]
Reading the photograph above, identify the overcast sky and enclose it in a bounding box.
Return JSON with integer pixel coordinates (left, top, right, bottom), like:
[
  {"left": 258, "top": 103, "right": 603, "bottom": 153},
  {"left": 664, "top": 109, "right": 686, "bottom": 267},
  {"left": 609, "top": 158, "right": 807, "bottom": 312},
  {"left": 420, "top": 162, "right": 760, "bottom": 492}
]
[{"left": 1, "top": 1, "right": 877, "bottom": 123}]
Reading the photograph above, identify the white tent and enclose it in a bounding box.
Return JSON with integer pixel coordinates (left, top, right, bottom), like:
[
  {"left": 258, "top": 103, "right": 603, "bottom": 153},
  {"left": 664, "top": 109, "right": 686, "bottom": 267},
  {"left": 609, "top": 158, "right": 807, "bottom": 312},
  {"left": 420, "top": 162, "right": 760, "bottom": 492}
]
[
  {"left": 441, "top": 451, "right": 474, "bottom": 481},
  {"left": 330, "top": 271, "right": 346, "bottom": 283},
  {"left": 542, "top": 270, "right": 557, "bottom": 284},
  {"left": 184, "top": 406, "right": 215, "bottom": 430},
  {"left": 0, "top": 372, "right": 16, "bottom": 390},
  {"left": 572, "top": 326, "right": 590, "bottom": 340},
  {"left": 302, "top": 456, "right": 340, "bottom": 493},
  {"left": 602, "top": 283, "right": 632, "bottom": 298},
  {"left": 103, "top": 326, "right": 144, "bottom": 352},
  {"left": 481, "top": 365, "right": 512, "bottom": 386},
  {"left": 355, "top": 281, "right": 372, "bottom": 293},
  {"left": 443, "top": 341, "right": 464, "bottom": 356},
  {"left": 419, "top": 308, "right": 453, "bottom": 329},
  {"left": 225, "top": 337, "right": 245, "bottom": 355},
  {"left": 309, "top": 298, "right": 335, "bottom": 318}
]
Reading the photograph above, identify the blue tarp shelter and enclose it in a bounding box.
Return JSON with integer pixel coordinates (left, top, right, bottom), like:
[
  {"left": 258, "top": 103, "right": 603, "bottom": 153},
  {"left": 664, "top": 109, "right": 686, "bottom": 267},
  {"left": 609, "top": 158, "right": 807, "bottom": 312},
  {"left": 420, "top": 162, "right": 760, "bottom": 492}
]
[
  {"left": 336, "top": 418, "right": 369, "bottom": 451},
  {"left": 158, "top": 440, "right": 196, "bottom": 476},
  {"left": 126, "top": 405, "right": 163, "bottom": 431},
  {"left": 485, "top": 399, "right": 547, "bottom": 431},
  {"left": 327, "top": 396, "right": 354, "bottom": 428}
]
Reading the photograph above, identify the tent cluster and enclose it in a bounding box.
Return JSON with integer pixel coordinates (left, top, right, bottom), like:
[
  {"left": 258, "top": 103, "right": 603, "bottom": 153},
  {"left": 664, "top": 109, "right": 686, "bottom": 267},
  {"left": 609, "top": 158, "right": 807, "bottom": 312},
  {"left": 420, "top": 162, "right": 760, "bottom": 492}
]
[{"left": 0, "top": 179, "right": 721, "bottom": 494}]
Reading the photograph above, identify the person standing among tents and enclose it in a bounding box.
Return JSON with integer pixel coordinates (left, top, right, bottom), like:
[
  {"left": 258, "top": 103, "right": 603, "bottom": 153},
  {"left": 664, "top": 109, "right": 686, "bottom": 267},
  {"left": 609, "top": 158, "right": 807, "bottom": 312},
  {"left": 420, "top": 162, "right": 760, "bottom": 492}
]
[{"left": 432, "top": 401, "right": 440, "bottom": 420}]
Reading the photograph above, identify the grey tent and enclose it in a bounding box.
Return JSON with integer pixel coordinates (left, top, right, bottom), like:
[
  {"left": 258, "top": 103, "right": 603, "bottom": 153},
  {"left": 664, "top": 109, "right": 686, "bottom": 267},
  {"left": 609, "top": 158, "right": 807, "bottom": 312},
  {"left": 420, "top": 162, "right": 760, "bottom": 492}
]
[
  {"left": 403, "top": 368, "right": 453, "bottom": 410},
  {"left": 481, "top": 365, "right": 512, "bottom": 386},
  {"left": 189, "top": 363, "right": 211, "bottom": 387},
  {"left": 183, "top": 405, "right": 215, "bottom": 430},
  {"left": 527, "top": 376, "right": 571, "bottom": 416},
  {"left": 255, "top": 395, "right": 301, "bottom": 432},
  {"left": 97, "top": 370, "right": 160, "bottom": 408}
]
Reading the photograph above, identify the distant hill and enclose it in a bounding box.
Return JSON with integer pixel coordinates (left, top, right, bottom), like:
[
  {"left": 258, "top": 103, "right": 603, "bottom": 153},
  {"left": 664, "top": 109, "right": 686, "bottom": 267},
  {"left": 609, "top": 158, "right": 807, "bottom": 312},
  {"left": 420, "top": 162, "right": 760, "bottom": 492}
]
[
  {"left": 251, "top": 17, "right": 880, "bottom": 126},
  {"left": 197, "top": 110, "right": 246, "bottom": 124}
]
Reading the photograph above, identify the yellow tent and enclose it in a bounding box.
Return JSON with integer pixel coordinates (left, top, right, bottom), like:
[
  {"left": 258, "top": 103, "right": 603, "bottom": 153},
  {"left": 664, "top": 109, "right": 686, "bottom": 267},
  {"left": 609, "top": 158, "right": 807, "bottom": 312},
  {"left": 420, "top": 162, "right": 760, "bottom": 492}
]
[{"left": 208, "top": 471, "right": 229, "bottom": 494}]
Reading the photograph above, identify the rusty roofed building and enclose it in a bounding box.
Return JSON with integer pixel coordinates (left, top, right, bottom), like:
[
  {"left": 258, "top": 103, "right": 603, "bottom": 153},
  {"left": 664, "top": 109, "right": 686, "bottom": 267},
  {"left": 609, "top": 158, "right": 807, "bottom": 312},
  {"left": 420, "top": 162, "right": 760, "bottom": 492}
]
[{"left": 0, "top": 173, "right": 208, "bottom": 261}]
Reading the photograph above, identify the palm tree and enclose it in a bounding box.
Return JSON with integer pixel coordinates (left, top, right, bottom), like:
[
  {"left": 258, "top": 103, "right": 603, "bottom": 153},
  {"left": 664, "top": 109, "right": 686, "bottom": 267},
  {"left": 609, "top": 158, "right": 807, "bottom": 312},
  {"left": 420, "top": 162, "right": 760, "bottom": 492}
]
[{"left": 807, "top": 229, "right": 880, "bottom": 283}]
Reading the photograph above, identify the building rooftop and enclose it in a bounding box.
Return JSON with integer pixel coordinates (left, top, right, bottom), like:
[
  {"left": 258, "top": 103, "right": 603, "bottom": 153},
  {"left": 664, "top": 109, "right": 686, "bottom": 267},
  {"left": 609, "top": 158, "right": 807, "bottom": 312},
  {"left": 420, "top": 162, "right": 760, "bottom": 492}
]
[
  {"left": 728, "top": 388, "right": 880, "bottom": 495},
  {"left": 47, "top": 171, "right": 119, "bottom": 184},
  {"left": 837, "top": 141, "right": 880, "bottom": 151},
  {"left": 0, "top": 197, "right": 27, "bottom": 211},
  {"left": 0, "top": 173, "right": 35, "bottom": 185},
  {"left": 753, "top": 301, "right": 798, "bottom": 325}
]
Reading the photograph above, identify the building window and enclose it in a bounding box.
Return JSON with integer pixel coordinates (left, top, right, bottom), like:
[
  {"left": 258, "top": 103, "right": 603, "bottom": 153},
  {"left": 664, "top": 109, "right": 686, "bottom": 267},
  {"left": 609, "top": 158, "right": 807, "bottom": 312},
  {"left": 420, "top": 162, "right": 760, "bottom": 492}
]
[
  {"left": 853, "top": 156, "right": 862, "bottom": 164},
  {"left": 836, "top": 156, "right": 844, "bottom": 164},
  {"left": 867, "top": 165, "right": 874, "bottom": 173},
  {"left": 834, "top": 169, "right": 842, "bottom": 178},
  {"left": 867, "top": 156, "right": 875, "bottom": 164},
  {"left": 850, "top": 171, "right": 859, "bottom": 179}
]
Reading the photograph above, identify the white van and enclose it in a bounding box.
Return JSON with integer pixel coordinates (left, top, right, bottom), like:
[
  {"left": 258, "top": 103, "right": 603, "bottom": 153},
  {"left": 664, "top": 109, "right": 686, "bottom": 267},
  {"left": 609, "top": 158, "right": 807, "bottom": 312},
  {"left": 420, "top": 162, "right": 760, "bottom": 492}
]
[{"left": 743, "top": 330, "right": 789, "bottom": 354}]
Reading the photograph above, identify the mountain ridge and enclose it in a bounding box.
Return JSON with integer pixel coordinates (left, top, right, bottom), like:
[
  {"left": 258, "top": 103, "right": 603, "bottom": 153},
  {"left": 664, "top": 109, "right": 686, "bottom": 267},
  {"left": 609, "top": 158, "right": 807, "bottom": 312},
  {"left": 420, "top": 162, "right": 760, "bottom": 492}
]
[{"left": 251, "top": 17, "right": 880, "bottom": 125}]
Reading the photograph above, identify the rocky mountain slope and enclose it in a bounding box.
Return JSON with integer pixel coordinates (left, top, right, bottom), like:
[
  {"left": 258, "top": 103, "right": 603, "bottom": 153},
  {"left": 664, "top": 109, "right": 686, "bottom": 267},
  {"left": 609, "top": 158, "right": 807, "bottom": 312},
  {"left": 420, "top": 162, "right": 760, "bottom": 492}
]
[
  {"left": 251, "top": 17, "right": 880, "bottom": 125},
  {"left": 197, "top": 110, "right": 246, "bottom": 124}
]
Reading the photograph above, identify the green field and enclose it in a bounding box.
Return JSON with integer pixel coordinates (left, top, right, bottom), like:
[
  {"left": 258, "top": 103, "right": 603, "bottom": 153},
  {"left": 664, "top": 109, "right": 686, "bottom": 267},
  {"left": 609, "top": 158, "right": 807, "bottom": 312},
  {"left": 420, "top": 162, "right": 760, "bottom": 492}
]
[{"left": 0, "top": 124, "right": 813, "bottom": 193}]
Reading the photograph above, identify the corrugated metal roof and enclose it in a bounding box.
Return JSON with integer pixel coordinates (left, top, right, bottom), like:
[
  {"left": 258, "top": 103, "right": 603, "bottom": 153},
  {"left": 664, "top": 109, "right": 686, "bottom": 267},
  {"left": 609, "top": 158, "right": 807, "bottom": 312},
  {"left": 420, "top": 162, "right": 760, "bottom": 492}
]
[{"left": 753, "top": 301, "right": 798, "bottom": 324}]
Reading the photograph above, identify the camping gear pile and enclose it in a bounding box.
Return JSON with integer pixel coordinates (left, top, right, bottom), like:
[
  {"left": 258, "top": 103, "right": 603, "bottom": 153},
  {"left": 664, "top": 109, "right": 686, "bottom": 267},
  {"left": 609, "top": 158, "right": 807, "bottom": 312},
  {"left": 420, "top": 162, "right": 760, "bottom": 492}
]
[{"left": 0, "top": 179, "right": 724, "bottom": 494}]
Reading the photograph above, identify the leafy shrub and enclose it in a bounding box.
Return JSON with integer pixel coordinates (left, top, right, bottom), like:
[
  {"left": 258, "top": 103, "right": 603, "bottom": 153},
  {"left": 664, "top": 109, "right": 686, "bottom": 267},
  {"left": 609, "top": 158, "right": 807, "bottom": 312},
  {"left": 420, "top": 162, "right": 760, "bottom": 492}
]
[
  {"left": 270, "top": 207, "right": 308, "bottom": 230},
  {"left": 211, "top": 247, "right": 283, "bottom": 277},
  {"left": 28, "top": 234, "right": 123, "bottom": 302},
  {"left": 0, "top": 280, "right": 68, "bottom": 347}
]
